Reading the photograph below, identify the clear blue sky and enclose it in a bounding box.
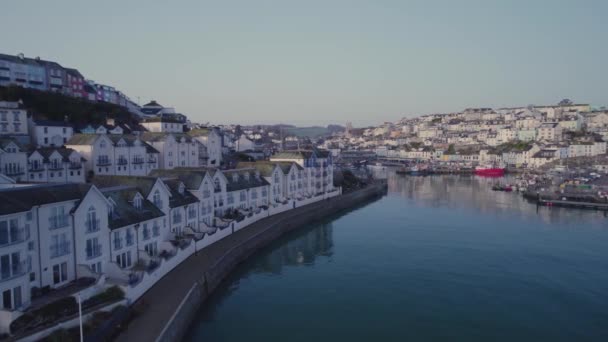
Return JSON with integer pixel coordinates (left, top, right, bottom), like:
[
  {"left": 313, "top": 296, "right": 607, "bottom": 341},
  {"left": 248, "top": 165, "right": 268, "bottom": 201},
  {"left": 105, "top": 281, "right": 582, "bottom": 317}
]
[{"left": 2, "top": 0, "right": 607, "bottom": 126}]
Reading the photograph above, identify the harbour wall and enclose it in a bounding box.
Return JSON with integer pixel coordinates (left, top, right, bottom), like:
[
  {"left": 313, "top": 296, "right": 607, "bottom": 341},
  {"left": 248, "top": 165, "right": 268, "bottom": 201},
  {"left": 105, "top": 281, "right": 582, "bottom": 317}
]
[{"left": 155, "top": 182, "right": 387, "bottom": 342}]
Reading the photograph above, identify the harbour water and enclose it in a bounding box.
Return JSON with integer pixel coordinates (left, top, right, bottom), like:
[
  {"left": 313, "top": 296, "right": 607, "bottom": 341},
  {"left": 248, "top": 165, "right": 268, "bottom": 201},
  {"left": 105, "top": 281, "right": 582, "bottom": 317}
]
[{"left": 184, "top": 172, "right": 608, "bottom": 341}]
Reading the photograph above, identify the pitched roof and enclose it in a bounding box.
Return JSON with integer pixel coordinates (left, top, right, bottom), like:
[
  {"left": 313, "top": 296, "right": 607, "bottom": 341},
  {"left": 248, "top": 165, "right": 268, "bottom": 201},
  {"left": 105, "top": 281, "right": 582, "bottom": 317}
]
[
  {"left": 163, "top": 179, "right": 199, "bottom": 208},
  {"left": 66, "top": 134, "right": 100, "bottom": 145},
  {"left": 101, "top": 187, "right": 165, "bottom": 229},
  {"left": 148, "top": 168, "right": 212, "bottom": 189},
  {"left": 0, "top": 183, "right": 92, "bottom": 215},
  {"left": 140, "top": 132, "right": 194, "bottom": 143},
  {"left": 28, "top": 147, "right": 82, "bottom": 162},
  {"left": 0, "top": 138, "right": 25, "bottom": 151},
  {"left": 222, "top": 168, "right": 269, "bottom": 192},
  {"left": 90, "top": 175, "right": 159, "bottom": 196},
  {"left": 32, "top": 119, "right": 73, "bottom": 127}
]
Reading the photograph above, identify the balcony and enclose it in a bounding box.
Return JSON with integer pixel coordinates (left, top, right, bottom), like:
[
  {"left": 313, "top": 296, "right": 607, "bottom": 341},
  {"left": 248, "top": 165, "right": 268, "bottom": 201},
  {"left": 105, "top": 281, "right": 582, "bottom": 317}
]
[
  {"left": 28, "top": 164, "right": 45, "bottom": 172},
  {"left": 49, "top": 215, "right": 70, "bottom": 230},
  {"left": 85, "top": 218, "right": 100, "bottom": 233},
  {"left": 85, "top": 245, "right": 102, "bottom": 260},
  {"left": 147, "top": 159, "right": 157, "bottom": 164},
  {"left": 0, "top": 261, "right": 30, "bottom": 283},
  {"left": 117, "top": 159, "right": 128, "bottom": 166},
  {"left": 50, "top": 241, "right": 71, "bottom": 258},
  {"left": 0, "top": 227, "right": 30, "bottom": 247},
  {"left": 96, "top": 159, "right": 112, "bottom": 166},
  {"left": 48, "top": 163, "right": 63, "bottom": 171},
  {"left": 132, "top": 159, "right": 145, "bottom": 164},
  {"left": 4, "top": 167, "right": 25, "bottom": 176},
  {"left": 69, "top": 163, "right": 82, "bottom": 169}
]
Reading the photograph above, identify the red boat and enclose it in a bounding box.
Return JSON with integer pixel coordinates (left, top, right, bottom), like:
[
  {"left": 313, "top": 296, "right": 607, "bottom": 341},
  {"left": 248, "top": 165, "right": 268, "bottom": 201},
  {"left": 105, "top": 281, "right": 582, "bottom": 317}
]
[{"left": 475, "top": 165, "right": 505, "bottom": 176}]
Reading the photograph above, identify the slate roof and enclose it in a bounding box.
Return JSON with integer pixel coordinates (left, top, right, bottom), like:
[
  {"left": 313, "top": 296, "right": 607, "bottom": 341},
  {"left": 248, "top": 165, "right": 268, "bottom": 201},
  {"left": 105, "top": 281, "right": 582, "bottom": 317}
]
[
  {"left": 163, "top": 179, "right": 199, "bottom": 208},
  {"left": 140, "top": 132, "right": 194, "bottom": 143},
  {"left": 66, "top": 134, "right": 100, "bottom": 145},
  {"left": 148, "top": 168, "right": 212, "bottom": 190},
  {"left": 33, "top": 120, "right": 73, "bottom": 127},
  {"left": 90, "top": 176, "right": 158, "bottom": 196},
  {"left": 222, "top": 168, "right": 269, "bottom": 192},
  {"left": 102, "top": 187, "right": 165, "bottom": 229},
  {"left": 28, "top": 147, "right": 84, "bottom": 162},
  {"left": 0, "top": 183, "right": 91, "bottom": 215},
  {"left": 0, "top": 138, "right": 25, "bottom": 151},
  {"left": 236, "top": 161, "right": 302, "bottom": 177},
  {"left": 187, "top": 128, "right": 211, "bottom": 137}
]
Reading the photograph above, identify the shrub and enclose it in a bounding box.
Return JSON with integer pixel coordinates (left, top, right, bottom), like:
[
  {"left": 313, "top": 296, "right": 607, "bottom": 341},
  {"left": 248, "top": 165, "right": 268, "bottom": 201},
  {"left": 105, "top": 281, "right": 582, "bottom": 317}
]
[
  {"left": 10, "top": 297, "right": 78, "bottom": 334},
  {"left": 82, "top": 286, "right": 124, "bottom": 309}
]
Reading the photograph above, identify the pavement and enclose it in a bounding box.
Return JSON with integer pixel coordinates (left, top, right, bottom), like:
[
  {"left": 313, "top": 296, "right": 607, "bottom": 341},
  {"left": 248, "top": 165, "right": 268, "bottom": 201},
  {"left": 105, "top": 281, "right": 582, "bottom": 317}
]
[{"left": 114, "top": 203, "right": 310, "bottom": 342}]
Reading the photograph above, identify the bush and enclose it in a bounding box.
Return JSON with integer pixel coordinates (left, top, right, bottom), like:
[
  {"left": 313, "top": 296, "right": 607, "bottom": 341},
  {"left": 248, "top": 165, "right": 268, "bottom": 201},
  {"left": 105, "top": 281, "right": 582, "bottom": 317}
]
[
  {"left": 82, "top": 286, "right": 124, "bottom": 309},
  {"left": 10, "top": 297, "right": 78, "bottom": 334}
]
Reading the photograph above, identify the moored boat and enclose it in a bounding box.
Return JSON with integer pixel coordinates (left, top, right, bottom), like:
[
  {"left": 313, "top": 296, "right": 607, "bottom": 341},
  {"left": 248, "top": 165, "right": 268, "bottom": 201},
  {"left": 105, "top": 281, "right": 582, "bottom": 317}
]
[{"left": 475, "top": 165, "right": 505, "bottom": 176}]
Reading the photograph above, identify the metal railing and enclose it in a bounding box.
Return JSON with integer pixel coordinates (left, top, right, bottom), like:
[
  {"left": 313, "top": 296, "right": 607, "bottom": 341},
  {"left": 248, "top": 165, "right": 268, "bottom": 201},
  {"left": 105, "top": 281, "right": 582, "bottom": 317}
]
[
  {"left": 49, "top": 215, "right": 70, "bottom": 230},
  {"left": 86, "top": 245, "right": 102, "bottom": 260},
  {"left": 0, "top": 227, "right": 29, "bottom": 247},
  {"left": 50, "top": 240, "right": 71, "bottom": 258},
  {"left": 0, "top": 261, "right": 30, "bottom": 282}
]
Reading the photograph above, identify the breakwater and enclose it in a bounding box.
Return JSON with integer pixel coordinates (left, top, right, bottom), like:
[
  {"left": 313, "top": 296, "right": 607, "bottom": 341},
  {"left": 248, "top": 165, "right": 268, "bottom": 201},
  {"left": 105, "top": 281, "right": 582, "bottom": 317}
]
[{"left": 115, "top": 182, "right": 387, "bottom": 342}]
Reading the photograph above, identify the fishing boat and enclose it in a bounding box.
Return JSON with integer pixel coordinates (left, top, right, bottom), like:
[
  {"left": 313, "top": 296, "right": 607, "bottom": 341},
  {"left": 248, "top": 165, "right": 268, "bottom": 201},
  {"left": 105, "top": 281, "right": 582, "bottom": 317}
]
[{"left": 475, "top": 164, "right": 505, "bottom": 176}]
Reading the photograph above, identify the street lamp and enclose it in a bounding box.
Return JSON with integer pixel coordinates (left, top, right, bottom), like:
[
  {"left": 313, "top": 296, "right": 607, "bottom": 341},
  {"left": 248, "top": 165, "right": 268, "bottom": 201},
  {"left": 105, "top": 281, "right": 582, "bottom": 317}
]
[{"left": 77, "top": 293, "right": 83, "bottom": 342}]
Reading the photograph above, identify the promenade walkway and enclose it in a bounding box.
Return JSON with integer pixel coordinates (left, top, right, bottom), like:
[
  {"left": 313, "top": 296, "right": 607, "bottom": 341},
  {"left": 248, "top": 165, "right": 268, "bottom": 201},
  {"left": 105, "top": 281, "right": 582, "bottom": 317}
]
[{"left": 115, "top": 201, "right": 319, "bottom": 342}]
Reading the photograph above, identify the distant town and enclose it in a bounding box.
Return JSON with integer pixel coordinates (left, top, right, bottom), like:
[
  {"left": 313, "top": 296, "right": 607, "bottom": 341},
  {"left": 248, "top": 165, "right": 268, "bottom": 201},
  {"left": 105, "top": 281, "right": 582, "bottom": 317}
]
[{"left": 0, "top": 51, "right": 607, "bottom": 340}]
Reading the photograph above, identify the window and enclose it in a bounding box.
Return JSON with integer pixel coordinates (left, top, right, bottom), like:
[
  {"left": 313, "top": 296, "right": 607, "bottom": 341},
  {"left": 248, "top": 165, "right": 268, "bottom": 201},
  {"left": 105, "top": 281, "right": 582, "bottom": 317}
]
[
  {"left": 52, "top": 262, "right": 68, "bottom": 284},
  {"left": 44, "top": 127, "right": 48, "bottom": 134},
  {"left": 143, "top": 223, "right": 150, "bottom": 240},
  {"left": 126, "top": 229, "right": 134, "bottom": 246},
  {"left": 240, "top": 191, "right": 246, "bottom": 202},
  {"left": 113, "top": 231, "right": 122, "bottom": 250},
  {"left": 153, "top": 190, "right": 162, "bottom": 208},
  {"left": 85, "top": 238, "right": 101, "bottom": 259},
  {"left": 214, "top": 179, "right": 221, "bottom": 191},
  {"left": 86, "top": 206, "right": 98, "bottom": 232}
]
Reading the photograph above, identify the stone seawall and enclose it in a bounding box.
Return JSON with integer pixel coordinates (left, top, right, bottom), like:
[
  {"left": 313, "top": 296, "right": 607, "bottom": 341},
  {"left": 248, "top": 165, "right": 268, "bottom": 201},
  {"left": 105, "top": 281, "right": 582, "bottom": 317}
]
[{"left": 117, "top": 183, "right": 387, "bottom": 342}]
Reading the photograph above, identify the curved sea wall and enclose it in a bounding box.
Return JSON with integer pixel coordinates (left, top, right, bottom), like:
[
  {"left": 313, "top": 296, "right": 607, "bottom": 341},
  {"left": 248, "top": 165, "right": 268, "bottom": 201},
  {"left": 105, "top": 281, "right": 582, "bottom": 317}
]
[{"left": 154, "top": 182, "right": 387, "bottom": 342}]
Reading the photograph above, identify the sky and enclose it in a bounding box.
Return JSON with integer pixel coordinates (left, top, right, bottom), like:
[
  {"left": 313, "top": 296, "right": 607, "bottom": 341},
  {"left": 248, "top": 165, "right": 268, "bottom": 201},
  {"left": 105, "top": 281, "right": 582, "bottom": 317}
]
[{"left": 2, "top": 0, "right": 607, "bottom": 127}]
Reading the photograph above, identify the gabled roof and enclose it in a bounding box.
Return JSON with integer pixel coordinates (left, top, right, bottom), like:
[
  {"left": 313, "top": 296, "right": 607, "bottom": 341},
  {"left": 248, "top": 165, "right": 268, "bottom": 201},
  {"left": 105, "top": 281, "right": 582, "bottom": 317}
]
[
  {"left": 162, "top": 179, "right": 199, "bottom": 208},
  {"left": 148, "top": 168, "right": 212, "bottom": 190},
  {"left": 66, "top": 134, "right": 101, "bottom": 145},
  {"left": 0, "top": 183, "right": 92, "bottom": 215},
  {"left": 222, "top": 168, "right": 269, "bottom": 192},
  {"left": 140, "top": 132, "right": 194, "bottom": 143},
  {"left": 90, "top": 175, "right": 160, "bottom": 197},
  {"left": 101, "top": 186, "right": 165, "bottom": 229},
  {"left": 28, "top": 147, "right": 82, "bottom": 162},
  {"left": 0, "top": 138, "right": 25, "bottom": 151}
]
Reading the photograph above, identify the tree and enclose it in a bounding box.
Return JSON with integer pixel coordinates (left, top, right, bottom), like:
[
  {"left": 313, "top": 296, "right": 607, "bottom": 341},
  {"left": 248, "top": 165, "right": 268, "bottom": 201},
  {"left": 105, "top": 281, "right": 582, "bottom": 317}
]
[
  {"left": 446, "top": 144, "right": 456, "bottom": 154},
  {"left": 558, "top": 98, "right": 573, "bottom": 106}
]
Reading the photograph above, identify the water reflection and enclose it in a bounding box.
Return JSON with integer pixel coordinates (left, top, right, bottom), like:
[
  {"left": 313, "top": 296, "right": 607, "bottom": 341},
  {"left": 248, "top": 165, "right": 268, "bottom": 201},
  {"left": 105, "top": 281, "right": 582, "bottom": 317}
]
[
  {"left": 253, "top": 222, "right": 334, "bottom": 274},
  {"left": 385, "top": 169, "right": 606, "bottom": 226}
]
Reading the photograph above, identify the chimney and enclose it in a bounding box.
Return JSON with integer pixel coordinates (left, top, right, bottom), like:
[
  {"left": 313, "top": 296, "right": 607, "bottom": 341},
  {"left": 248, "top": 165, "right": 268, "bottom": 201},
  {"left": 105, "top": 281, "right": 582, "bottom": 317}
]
[{"left": 106, "top": 117, "right": 115, "bottom": 126}]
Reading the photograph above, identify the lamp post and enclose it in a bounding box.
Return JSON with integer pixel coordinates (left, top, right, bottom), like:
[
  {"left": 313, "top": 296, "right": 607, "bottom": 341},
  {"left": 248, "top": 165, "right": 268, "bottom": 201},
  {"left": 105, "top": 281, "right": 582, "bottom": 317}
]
[{"left": 78, "top": 293, "right": 83, "bottom": 342}]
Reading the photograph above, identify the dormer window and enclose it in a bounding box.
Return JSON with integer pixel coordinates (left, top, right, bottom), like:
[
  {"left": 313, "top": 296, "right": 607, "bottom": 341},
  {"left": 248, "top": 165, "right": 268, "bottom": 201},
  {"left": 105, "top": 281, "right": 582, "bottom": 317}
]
[
  {"left": 244, "top": 173, "right": 250, "bottom": 181},
  {"left": 134, "top": 194, "right": 143, "bottom": 210},
  {"left": 214, "top": 178, "right": 221, "bottom": 191},
  {"left": 100, "top": 140, "right": 106, "bottom": 148},
  {"left": 232, "top": 174, "right": 238, "bottom": 182},
  {"left": 178, "top": 183, "right": 185, "bottom": 194}
]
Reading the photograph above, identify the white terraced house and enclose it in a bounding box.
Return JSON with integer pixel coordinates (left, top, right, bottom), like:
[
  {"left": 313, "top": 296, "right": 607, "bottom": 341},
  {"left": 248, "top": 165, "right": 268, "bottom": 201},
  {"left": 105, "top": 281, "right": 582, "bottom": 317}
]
[
  {"left": 28, "top": 119, "right": 74, "bottom": 147},
  {"left": 148, "top": 168, "right": 217, "bottom": 227},
  {"left": 26, "top": 147, "right": 85, "bottom": 183},
  {"left": 139, "top": 132, "right": 201, "bottom": 170},
  {"left": 0, "top": 183, "right": 111, "bottom": 333},
  {"left": 0, "top": 139, "right": 27, "bottom": 182},
  {"left": 0, "top": 101, "right": 28, "bottom": 137},
  {"left": 101, "top": 186, "right": 166, "bottom": 277},
  {"left": 207, "top": 168, "right": 270, "bottom": 218},
  {"left": 236, "top": 161, "right": 306, "bottom": 203},
  {"left": 270, "top": 148, "right": 335, "bottom": 196},
  {"left": 187, "top": 128, "right": 223, "bottom": 167},
  {"left": 66, "top": 134, "right": 160, "bottom": 177}
]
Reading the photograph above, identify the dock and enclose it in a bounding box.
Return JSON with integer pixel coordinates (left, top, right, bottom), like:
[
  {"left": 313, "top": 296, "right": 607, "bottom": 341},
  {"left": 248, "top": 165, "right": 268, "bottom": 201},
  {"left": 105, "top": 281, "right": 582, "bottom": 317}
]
[{"left": 537, "top": 198, "right": 608, "bottom": 210}]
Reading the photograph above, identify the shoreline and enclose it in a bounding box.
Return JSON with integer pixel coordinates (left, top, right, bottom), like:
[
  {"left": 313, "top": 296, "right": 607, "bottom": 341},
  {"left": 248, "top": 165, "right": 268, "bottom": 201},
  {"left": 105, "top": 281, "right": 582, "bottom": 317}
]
[{"left": 113, "top": 182, "right": 387, "bottom": 342}]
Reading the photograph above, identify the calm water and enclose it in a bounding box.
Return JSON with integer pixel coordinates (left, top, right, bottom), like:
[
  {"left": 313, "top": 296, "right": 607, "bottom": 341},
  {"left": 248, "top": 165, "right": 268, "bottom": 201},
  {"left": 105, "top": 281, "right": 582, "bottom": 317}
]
[{"left": 184, "top": 172, "right": 608, "bottom": 341}]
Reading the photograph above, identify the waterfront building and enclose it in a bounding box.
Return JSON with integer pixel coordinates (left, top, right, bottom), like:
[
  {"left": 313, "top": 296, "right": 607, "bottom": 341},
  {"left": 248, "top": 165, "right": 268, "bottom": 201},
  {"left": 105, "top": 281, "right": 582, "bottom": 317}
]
[
  {"left": 237, "top": 161, "right": 306, "bottom": 202},
  {"left": 212, "top": 168, "right": 270, "bottom": 216},
  {"left": 270, "top": 148, "right": 334, "bottom": 195},
  {"left": 28, "top": 119, "right": 74, "bottom": 147},
  {"left": 26, "top": 147, "right": 85, "bottom": 183},
  {"left": 567, "top": 141, "right": 607, "bottom": 158},
  {"left": 0, "top": 183, "right": 111, "bottom": 325},
  {"left": 148, "top": 168, "right": 216, "bottom": 227}
]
